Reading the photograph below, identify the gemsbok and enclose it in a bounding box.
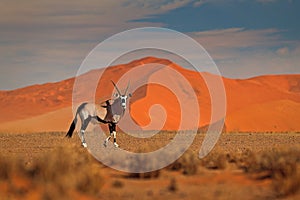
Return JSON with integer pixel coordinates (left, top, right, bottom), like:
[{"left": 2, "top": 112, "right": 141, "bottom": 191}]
[{"left": 66, "top": 81, "right": 131, "bottom": 148}]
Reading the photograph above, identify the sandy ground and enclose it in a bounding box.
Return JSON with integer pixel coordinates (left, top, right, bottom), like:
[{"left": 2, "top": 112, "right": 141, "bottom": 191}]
[{"left": 0, "top": 132, "right": 300, "bottom": 200}]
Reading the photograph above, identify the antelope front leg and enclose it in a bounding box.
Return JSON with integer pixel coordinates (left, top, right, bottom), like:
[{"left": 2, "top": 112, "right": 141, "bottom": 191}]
[
  {"left": 111, "top": 123, "right": 118, "bottom": 148},
  {"left": 104, "top": 123, "right": 118, "bottom": 147},
  {"left": 103, "top": 133, "right": 111, "bottom": 148}
]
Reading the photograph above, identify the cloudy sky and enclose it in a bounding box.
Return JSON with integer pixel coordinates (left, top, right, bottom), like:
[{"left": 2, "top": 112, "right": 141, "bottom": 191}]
[{"left": 0, "top": 0, "right": 299, "bottom": 90}]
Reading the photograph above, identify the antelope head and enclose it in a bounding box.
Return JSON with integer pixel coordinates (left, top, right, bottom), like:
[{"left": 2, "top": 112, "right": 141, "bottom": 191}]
[{"left": 111, "top": 80, "right": 131, "bottom": 109}]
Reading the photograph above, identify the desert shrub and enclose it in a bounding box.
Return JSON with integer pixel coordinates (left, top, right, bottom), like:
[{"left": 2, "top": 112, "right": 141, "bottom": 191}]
[
  {"left": 181, "top": 151, "right": 199, "bottom": 175},
  {"left": 126, "top": 145, "right": 161, "bottom": 179},
  {"left": 167, "top": 150, "right": 199, "bottom": 175},
  {"left": 243, "top": 148, "right": 299, "bottom": 174},
  {"left": 0, "top": 156, "right": 12, "bottom": 180},
  {"left": 201, "top": 151, "right": 228, "bottom": 170},
  {"left": 234, "top": 148, "right": 257, "bottom": 172},
  {"left": 242, "top": 148, "right": 300, "bottom": 197},
  {"left": 0, "top": 144, "right": 104, "bottom": 199},
  {"left": 112, "top": 180, "right": 124, "bottom": 188},
  {"left": 127, "top": 157, "right": 160, "bottom": 179},
  {"left": 128, "top": 170, "right": 160, "bottom": 179},
  {"left": 225, "top": 152, "right": 237, "bottom": 163},
  {"left": 272, "top": 158, "right": 300, "bottom": 197},
  {"left": 167, "top": 178, "right": 178, "bottom": 192}
]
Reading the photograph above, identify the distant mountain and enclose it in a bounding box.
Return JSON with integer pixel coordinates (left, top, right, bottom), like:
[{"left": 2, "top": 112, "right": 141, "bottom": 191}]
[{"left": 0, "top": 57, "right": 299, "bottom": 133}]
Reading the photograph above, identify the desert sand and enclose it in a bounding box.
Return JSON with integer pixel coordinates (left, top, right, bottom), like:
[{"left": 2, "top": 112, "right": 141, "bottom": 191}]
[{"left": 0, "top": 132, "right": 300, "bottom": 199}]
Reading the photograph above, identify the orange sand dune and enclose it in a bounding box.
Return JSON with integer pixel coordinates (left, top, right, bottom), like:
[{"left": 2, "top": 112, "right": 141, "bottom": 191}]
[
  {"left": 226, "top": 100, "right": 300, "bottom": 132},
  {"left": 0, "top": 57, "right": 299, "bottom": 133},
  {"left": 0, "top": 107, "right": 73, "bottom": 133},
  {"left": 0, "top": 79, "right": 74, "bottom": 123}
]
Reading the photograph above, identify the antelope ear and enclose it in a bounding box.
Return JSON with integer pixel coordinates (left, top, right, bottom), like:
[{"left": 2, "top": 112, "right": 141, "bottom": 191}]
[
  {"left": 114, "top": 93, "right": 119, "bottom": 98},
  {"left": 128, "top": 93, "right": 132, "bottom": 97}
]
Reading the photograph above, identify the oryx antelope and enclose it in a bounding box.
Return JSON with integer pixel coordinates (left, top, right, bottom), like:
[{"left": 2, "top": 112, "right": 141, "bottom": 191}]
[{"left": 66, "top": 81, "right": 131, "bottom": 148}]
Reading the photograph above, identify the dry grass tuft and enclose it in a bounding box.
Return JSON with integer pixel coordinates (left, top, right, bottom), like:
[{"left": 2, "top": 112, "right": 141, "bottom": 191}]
[
  {"left": 167, "top": 150, "right": 199, "bottom": 175},
  {"left": 181, "top": 151, "right": 199, "bottom": 175},
  {"left": 126, "top": 145, "right": 161, "bottom": 179},
  {"left": 167, "top": 177, "right": 178, "bottom": 192},
  {"left": 0, "top": 143, "right": 104, "bottom": 199},
  {"left": 201, "top": 151, "right": 228, "bottom": 170},
  {"left": 241, "top": 148, "right": 300, "bottom": 197},
  {"left": 0, "top": 156, "right": 13, "bottom": 180},
  {"left": 234, "top": 148, "right": 257, "bottom": 172},
  {"left": 272, "top": 159, "right": 300, "bottom": 197},
  {"left": 112, "top": 179, "right": 124, "bottom": 188},
  {"left": 127, "top": 168, "right": 160, "bottom": 179}
]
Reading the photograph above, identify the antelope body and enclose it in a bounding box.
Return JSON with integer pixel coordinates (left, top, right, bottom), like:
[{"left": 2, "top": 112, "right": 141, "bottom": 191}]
[{"left": 66, "top": 81, "right": 130, "bottom": 148}]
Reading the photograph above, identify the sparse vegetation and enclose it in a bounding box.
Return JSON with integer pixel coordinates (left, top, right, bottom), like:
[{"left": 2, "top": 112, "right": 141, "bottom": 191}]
[
  {"left": 112, "top": 179, "right": 124, "bottom": 188},
  {"left": 201, "top": 150, "right": 228, "bottom": 170},
  {"left": 272, "top": 159, "right": 300, "bottom": 197},
  {"left": 241, "top": 148, "right": 300, "bottom": 197},
  {"left": 126, "top": 145, "right": 161, "bottom": 179},
  {"left": 167, "top": 150, "right": 199, "bottom": 175},
  {"left": 0, "top": 155, "right": 12, "bottom": 180},
  {"left": 167, "top": 178, "right": 178, "bottom": 192},
  {"left": 128, "top": 170, "right": 160, "bottom": 179},
  {"left": 1, "top": 132, "right": 300, "bottom": 199},
  {"left": 0, "top": 143, "right": 104, "bottom": 199}
]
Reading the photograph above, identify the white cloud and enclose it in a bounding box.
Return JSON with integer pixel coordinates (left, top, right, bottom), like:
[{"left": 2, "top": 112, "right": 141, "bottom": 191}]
[
  {"left": 276, "top": 47, "right": 290, "bottom": 56},
  {"left": 191, "top": 28, "right": 282, "bottom": 50},
  {"left": 124, "top": 0, "right": 191, "bottom": 11},
  {"left": 256, "top": 0, "right": 294, "bottom": 4},
  {"left": 256, "top": 0, "right": 277, "bottom": 3},
  {"left": 188, "top": 28, "right": 300, "bottom": 78},
  {"left": 0, "top": 0, "right": 191, "bottom": 90}
]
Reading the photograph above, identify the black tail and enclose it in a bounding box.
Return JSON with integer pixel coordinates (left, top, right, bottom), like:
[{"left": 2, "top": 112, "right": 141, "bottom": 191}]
[
  {"left": 66, "top": 115, "right": 78, "bottom": 138},
  {"left": 65, "top": 103, "right": 87, "bottom": 138}
]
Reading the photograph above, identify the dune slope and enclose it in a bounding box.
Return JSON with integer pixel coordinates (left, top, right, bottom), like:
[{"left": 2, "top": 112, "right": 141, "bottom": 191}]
[{"left": 0, "top": 57, "right": 299, "bottom": 133}]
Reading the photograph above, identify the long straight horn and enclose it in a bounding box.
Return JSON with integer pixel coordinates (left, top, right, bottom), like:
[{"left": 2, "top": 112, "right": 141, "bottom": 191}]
[
  {"left": 111, "top": 80, "right": 121, "bottom": 95},
  {"left": 125, "top": 81, "right": 130, "bottom": 95}
]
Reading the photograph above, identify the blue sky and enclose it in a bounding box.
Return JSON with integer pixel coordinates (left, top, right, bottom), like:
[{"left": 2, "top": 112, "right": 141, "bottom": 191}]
[
  {"left": 136, "top": 1, "right": 300, "bottom": 39},
  {"left": 0, "top": 0, "right": 299, "bottom": 90}
]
